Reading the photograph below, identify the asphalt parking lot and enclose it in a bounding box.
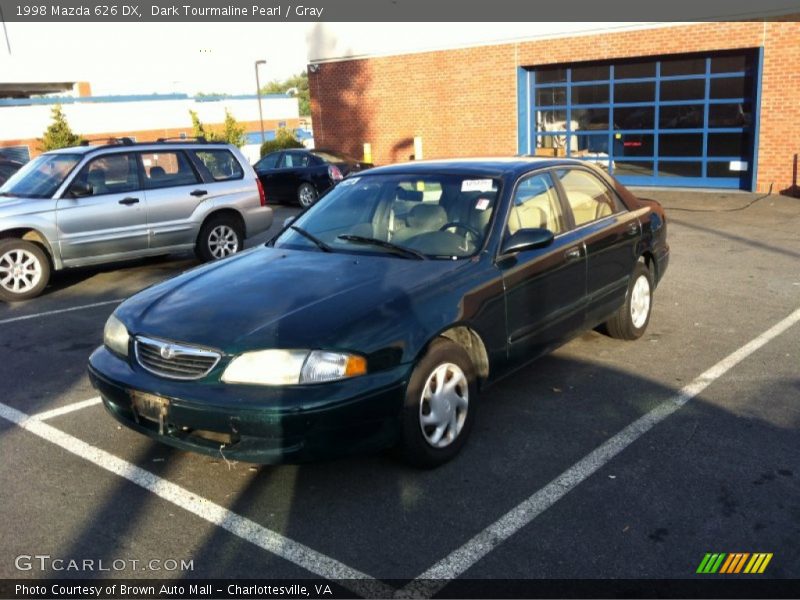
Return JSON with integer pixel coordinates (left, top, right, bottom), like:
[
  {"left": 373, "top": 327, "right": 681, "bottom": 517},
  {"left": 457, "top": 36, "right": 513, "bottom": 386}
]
[{"left": 0, "top": 191, "right": 798, "bottom": 594}]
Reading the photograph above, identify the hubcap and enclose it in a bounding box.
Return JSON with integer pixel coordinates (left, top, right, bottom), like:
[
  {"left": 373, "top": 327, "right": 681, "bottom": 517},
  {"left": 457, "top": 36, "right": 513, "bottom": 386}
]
[
  {"left": 0, "top": 249, "right": 42, "bottom": 294},
  {"left": 630, "top": 274, "right": 651, "bottom": 329},
  {"left": 299, "top": 185, "right": 316, "bottom": 207},
  {"left": 208, "top": 225, "right": 239, "bottom": 259},
  {"left": 419, "top": 362, "right": 469, "bottom": 449}
]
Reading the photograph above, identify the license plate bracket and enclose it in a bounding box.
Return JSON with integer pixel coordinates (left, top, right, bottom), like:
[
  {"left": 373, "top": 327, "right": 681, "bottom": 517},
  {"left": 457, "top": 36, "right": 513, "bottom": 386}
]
[{"left": 130, "top": 390, "right": 170, "bottom": 435}]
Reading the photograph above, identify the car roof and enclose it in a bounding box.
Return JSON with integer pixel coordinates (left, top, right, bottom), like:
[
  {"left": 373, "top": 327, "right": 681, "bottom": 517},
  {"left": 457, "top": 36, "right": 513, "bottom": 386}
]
[
  {"left": 362, "top": 157, "right": 590, "bottom": 178},
  {"left": 44, "top": 141, "right": 233, "bottom": 157}
]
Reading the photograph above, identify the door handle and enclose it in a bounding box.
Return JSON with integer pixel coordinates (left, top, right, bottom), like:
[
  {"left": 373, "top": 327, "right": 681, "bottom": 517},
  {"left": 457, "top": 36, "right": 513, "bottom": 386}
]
[
  {"left": 565, "top": 247, "right": 582, "bottom": 261},
  {"left": 118, "top": 197, "right": 139, "bottom": 206},
  {"left": 190, "top": 189, "right": 208, "bottom": 197}
]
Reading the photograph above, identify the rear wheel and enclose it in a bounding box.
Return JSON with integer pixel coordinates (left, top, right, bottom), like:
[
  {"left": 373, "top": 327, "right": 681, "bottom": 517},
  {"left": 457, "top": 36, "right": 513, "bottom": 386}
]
[
  {"left": 0, "top": 239, "right": 51, "bottom": 302},
  {"left": 604, "top": 261, "right": 653, "bottom": 340},
  {"left": 195, "top": 214, "right": 244, "bottom": 262},
  {"left": 297, "top": 183, "right": 318, "bottom": 208},
  {"left": 398, "top": 339, "right": 477, "bottom": 468}
]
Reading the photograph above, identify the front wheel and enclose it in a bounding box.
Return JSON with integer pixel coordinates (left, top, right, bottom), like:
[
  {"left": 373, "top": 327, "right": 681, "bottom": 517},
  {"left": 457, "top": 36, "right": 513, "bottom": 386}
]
[
  {"left": 195, "top": 215, "right": 244, "bottom": 262},
  {"left": 604, "top": 261, "right": 653, "bottom": 340},
  {"left": 398, "top": 339, "right": 478, "bottom": 468},
  {"left": 0, "top": 239, "right": 51, "bottom": 302},
  {"left": 297, "top": 183, "right": 318, "bottom": 208}
]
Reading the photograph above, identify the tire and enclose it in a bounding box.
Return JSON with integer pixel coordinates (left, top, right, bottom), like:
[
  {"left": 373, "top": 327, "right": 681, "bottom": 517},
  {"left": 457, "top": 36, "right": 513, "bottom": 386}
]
[
  {"left": 398, "top": 339, "right": 478, "bottom": 468},
  {"left": 297, "top": 183, "right": 318, "bottom": 208},
  {"left": 195, "top": 214, "right": 244, "bottom": 262},
  {"left": 604, "top": 261, "right": 653, "bottom": 340},
  {"left": 0, "top": 238, "right": 51, "bottom": 302}
]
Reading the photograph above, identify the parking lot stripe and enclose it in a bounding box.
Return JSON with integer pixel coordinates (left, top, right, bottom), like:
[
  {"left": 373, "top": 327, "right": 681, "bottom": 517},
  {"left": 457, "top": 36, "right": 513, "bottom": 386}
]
[
  {"left": 0, "top": 299, "right": 123, "bottom": 326},
  {"left": 0, "top": 402, "right": 394, "bottom": 597},
  {"left": 31, "top": 397, "right": 102, "bottom": 421},
  {"left": 402, "top": 307, "right": 800, "bottom": 595}
]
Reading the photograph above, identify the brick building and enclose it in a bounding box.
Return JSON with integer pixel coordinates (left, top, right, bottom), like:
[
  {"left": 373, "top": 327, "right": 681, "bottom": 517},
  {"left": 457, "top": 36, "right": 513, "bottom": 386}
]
[{"left": 308, "top": 21, "right": 800, "bottom": 193}]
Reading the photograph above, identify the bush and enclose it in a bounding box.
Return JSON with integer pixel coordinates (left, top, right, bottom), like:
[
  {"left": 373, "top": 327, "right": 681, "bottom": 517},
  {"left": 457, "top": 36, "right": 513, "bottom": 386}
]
[{"left": 260, "top": 128, "right": 304, "bottom": 157}]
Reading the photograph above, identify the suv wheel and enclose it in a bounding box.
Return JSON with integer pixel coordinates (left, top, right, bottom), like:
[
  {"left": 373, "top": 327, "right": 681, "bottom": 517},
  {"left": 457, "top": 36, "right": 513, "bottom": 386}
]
[
  {"left": 297, "top": 183, "right": 318, "bottom": 208},
  {"left": 0, "top": 239, "right": 51, "bottom": 302},
  {"left": 196, "top": 214, "right": 244, "bottom": 262}
]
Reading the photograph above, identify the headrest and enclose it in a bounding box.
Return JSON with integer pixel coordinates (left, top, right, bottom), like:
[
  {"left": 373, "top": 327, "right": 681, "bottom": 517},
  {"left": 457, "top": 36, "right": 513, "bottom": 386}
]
[
  {"left": 149, "top": 166, "right": 166, "bottom": 178},
  {"left": 407, "top": 204, "right": 447, "bottom": 230}
]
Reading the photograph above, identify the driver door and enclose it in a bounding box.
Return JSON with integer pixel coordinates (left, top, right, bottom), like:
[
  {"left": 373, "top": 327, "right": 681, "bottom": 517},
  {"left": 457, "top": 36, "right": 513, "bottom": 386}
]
[{"left": 56, "top": 152, "right": 149, "bottom": 264}]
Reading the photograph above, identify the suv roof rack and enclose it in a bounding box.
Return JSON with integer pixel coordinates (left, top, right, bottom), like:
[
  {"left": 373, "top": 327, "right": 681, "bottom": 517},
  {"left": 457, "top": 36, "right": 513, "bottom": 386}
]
[
  {"left": 80, "top": 137, "right": 135, "bottom": 146},
  {"left": 152, "top": 136, "right": 226, "bottom": 144}
]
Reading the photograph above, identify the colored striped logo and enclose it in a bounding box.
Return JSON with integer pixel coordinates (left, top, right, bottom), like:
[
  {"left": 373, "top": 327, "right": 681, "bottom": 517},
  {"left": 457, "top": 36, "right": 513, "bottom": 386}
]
[{"left": 696, "top": 553, "right": 773, "bottom": 574}]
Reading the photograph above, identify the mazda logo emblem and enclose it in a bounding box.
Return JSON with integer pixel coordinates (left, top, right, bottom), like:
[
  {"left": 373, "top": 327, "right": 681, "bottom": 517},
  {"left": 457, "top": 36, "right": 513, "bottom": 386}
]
[{"left": 160, "top": 345, "right": 175, "bottom": 360}]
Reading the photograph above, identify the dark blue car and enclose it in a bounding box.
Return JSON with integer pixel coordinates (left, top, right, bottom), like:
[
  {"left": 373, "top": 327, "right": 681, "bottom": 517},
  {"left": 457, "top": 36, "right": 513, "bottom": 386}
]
[{"left": 89, "top": 158, "right": 669, "bottom": 468}]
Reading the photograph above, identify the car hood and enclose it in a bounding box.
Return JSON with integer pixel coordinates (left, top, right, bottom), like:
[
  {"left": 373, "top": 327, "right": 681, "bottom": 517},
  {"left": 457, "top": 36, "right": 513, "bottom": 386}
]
[
  {"left": 117, "top": 246, "right": 471, "bottom": 354},
  {"left": 0, "top": 195, "right": 55, "bottom": 217}
]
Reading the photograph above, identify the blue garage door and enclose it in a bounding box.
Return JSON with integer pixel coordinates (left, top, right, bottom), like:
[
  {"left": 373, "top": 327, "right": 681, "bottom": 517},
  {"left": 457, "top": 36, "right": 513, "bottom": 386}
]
[{"left": 519, "top": 50, "right": 761, "bottom": 190}]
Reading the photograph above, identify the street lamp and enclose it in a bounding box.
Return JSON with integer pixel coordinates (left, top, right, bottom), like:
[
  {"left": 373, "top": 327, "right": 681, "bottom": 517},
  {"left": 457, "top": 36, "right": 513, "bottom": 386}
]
[{"left": 254, "top": 60, "right": 267, "bottom": 144}]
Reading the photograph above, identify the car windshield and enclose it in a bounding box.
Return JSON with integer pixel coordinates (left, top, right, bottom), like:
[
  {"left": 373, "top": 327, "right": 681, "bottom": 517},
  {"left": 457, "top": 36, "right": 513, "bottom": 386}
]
[
  {"left": 0, "top": 153, "right": 82, "bottom": 198},
  {"left": 273, "top": 173, "right": 502, "bottom": 259},
  {"left": 311, "top": 150, "right": 351, "bottom": 163}
]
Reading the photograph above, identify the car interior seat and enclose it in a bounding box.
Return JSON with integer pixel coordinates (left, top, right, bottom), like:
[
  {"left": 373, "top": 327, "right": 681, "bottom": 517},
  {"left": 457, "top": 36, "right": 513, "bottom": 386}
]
[{"left": 86, "top": 169, "right": 109, "bottom": 195}]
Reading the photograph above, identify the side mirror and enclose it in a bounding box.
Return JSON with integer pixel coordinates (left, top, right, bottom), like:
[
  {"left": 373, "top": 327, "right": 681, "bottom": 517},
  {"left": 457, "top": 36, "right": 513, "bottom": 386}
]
[
  {"left": 68, "top": 182, "right": 93, "bottom": 198},
  {"left": 283, "top": 216, "right": 296, "bottom": 228},
  {"left": 500, "top": 228, "right": 554, "bottom": 255}
]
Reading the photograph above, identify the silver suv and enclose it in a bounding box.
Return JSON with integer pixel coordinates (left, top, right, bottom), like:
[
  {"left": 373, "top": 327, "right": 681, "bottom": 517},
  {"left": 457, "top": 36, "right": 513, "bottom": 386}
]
[{"left": 0, "top": 138, "right": 273, "bottom": 301}]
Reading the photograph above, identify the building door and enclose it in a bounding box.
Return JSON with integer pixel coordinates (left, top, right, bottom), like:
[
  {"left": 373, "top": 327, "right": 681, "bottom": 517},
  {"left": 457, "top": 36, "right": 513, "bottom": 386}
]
[{"left": 521, "top": 49, "right": 759, "bottom": 190}]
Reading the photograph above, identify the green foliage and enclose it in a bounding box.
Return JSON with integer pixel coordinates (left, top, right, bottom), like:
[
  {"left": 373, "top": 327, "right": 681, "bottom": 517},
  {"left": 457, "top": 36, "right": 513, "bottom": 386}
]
[
  {"left": 188, "top": 109, "right": 246, "bottom": 147},
  {"left": 261, "top": 71, "right": 310, "bottom": 116},
  {"left": 39, "top": 105, "right": 83, "bottom": 151},
  {"left": 259, "top": 127, "right": 304, "bottom": 157}
]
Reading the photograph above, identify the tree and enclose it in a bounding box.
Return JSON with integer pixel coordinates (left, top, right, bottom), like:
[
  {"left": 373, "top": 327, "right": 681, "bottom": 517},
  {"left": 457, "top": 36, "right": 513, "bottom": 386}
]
[
  {"left": 188, "top": 109, "right": 246, "bottom": 147},
  {"left": 261, "top": 71, "right": 310, "bottom": 116},
  {"left": 259, "top": 127, "right": 304, "bottom": 157},
  {"left": 39, "top": 104, "right": 83, "bottom": 151}
]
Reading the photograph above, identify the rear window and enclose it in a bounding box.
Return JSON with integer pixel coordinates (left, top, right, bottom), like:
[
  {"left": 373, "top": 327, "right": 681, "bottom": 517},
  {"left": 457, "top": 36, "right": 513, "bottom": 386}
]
[{"left": 191, "top": 149, "right": 244, "bottom": 181}]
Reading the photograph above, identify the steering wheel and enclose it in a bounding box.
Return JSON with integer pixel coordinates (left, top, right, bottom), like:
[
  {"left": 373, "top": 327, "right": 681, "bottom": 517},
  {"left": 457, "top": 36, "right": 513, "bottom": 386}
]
[{"left": 438, "top": 222, "right": 482, "bottom": 239}]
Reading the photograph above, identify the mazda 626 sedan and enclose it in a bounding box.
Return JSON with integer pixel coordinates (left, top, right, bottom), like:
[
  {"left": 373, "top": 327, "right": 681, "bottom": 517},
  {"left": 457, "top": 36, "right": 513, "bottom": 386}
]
[{"left": 88, "top": 158, "right": 669, "bottom": 468}]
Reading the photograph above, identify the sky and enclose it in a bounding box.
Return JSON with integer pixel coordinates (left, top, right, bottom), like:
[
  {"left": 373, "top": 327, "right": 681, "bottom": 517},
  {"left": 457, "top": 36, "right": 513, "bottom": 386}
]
[{"left": 0, "top": 22, "right": 314, "bottom": 95}]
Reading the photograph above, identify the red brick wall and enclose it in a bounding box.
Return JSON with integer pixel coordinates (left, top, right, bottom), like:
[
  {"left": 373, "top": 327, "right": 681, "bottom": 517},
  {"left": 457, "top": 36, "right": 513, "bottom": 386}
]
[{"left": 310, "top": 21, "right": 800, "bottom": 193}]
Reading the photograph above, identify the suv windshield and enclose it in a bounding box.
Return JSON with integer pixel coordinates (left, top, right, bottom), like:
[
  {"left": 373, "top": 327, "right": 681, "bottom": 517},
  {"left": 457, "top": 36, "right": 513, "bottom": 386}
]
[
  {"left": 0, "top": 153, "right": 82, "bottom": 198},
  {"left": 273, "top": 173, "right": 501, "bottom": 259}
]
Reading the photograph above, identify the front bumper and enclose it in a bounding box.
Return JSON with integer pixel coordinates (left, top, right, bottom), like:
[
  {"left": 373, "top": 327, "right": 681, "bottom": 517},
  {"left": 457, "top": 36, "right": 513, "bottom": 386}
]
[{"left": 88, "top": 346, "right": 409, "bottom": 464}]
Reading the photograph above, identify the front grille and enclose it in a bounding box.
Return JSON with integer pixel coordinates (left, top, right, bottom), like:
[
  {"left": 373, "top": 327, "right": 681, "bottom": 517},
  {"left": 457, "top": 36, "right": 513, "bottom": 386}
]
[{"left": 134, "top": 335, "right": 221, "bottom": 380}]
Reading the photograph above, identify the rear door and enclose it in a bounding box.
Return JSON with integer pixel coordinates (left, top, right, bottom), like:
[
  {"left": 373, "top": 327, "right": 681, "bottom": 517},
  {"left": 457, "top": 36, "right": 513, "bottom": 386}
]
[
  {"left": 56, "top": 152, "right": 148, "bottom": 263},
  {"left": 138, "top": 149, "right": 207, "bottom": 250},
  {"left": 554, "top": 167, "right": 642, "bottom": 325},
  {"left": 274, "top": 151, "right": 311, "bottom": 200},
  {"left": 499, "top": 171, "right": 587, "bottom": 365}
]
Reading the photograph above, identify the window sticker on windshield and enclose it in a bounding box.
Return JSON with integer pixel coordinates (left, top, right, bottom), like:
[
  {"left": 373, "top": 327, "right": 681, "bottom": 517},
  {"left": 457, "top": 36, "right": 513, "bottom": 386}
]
[
  {"left": 461, "top": 179, "right": 494, "bottom": 192},
  {"left": 339, "top": 177, "right": 360, "bottom": 187},
  {"left": 475, "top": 198, "right": 491, "bottom": 211}
]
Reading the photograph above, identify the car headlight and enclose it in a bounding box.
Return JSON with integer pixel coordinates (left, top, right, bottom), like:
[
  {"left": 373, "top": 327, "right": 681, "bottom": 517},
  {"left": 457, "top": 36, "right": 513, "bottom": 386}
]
[
  {"left": 104, "top": 314, "right": 130, "bottom": 357},
  {"left": 221, "top": 349, "right": 367, "bottom": 385}
]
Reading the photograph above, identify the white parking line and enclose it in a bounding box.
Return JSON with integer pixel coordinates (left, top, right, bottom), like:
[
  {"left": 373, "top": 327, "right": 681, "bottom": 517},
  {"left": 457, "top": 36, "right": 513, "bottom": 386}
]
[
  {"left": 0, "top": 299, "right": 124, "bottom": 326},
  {"left": 31, "top": 397, "right": 102, "bottom": 421},
  {"left": 0, "top": 402, "right": 394, "bottom": 597},
  {"left": 401, "top": 307, "right": 800, "bottom": 597}
]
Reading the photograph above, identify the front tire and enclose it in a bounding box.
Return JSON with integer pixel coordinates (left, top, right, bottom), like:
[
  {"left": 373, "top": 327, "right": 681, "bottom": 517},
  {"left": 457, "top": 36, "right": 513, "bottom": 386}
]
[
  {"left": 0, "top": 239, "right": 51, "bottom": 302},
  {"left": 604, "top": 261, "right": 653, "bottom": 340},
  {"left": 195, "top": 214, "right": 244, "bottom": 262},
  {"left": 398, "top": 339, "right": 478, "bottom": 468},
  {"left": 297, "top": 183, "right": 318, "bottom": 208}
]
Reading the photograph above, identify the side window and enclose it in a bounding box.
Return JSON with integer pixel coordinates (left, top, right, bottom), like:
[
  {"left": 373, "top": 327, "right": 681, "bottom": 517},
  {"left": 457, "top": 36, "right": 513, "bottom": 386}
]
[
  {"left": 191, "top": 150, "right": 243, "bottom": 181},
  {"left": 255, "top": 152, "right": 280, "bottom": 171},
  {"left": 279, "top": 153, "right": 309, "bottom": 168},
  {"left": 140, "top": 151, "right": 199, "bottom": 189},
  {"left": 507, "top": 172, "right": 565, "bottom": 235},
  {"left": 557, "top": 169, "right": 622, "bottom": 226},
  {"left": 71, "top": 153, "right": 139, "bottom": 196}
]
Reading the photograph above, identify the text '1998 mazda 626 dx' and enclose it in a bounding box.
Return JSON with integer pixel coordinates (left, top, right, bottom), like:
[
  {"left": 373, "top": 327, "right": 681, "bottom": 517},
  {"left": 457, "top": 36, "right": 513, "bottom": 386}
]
[{"left": 89, "top": 158, "right": 669, "bottom": 468}]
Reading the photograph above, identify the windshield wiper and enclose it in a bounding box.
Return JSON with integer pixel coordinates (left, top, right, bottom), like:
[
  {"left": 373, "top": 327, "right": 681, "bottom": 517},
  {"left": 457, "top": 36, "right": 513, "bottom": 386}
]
[
  {"left": 290, "top": 225, "right": 333, "bottom": 252},
  {"left": 337, "top": 234, "right": 427, "bottom": 260}
]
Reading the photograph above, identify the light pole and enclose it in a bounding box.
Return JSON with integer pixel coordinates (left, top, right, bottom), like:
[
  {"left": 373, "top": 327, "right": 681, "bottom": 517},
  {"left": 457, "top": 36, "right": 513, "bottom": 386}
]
[{"left": 254, "top": 60, "right": 266, "bottom": 144}]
